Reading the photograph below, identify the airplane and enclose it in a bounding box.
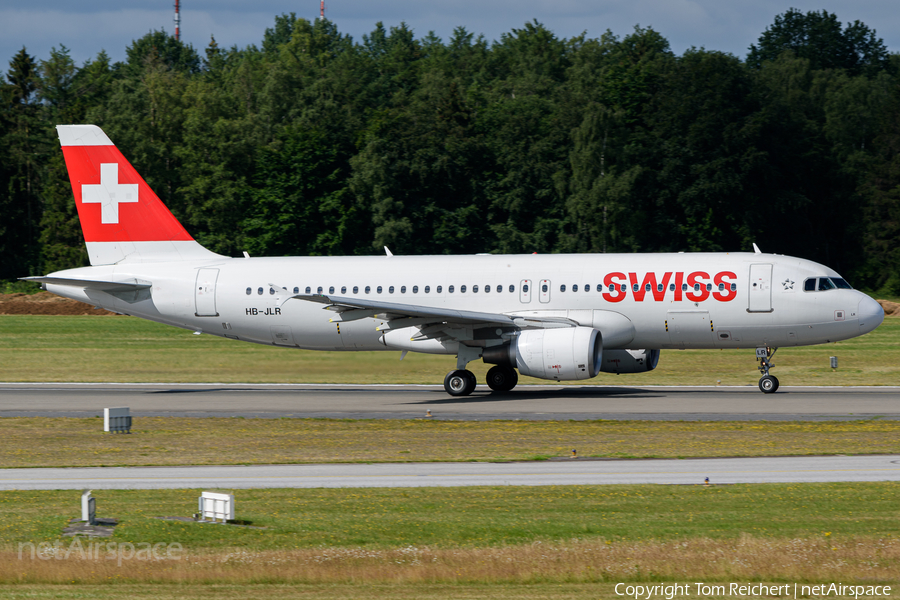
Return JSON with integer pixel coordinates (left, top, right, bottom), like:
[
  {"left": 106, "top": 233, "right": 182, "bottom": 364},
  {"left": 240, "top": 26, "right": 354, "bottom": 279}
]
[{"left": 24, "top": 125, "right": 885, "bottom": 396}]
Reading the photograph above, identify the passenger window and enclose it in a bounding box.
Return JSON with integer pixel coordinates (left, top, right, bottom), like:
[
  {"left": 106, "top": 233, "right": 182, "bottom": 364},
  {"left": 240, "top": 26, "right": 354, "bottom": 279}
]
[
  {"left": 572, "top": 284, "right": 578, "bottom": 292},
  {"left": 542, "top": 284, "right": 548, "bottom": 293},
  {"left": 608, "top": 284, "right": 615, "bottom": 292},
  {"left": 498, "top": 285, "right": 504, "bottom": 293},
  {"left": 682, "top": 284, "right": 688, "bottom": 291},
  {"left": 484, "top": 285, "right": 490, "bottom": 293},
  {"left": 437, "top": 285, "right": 443, "bottom": 293},
  {"left": 730, "top": 283, "right": 737, "bottom": 291},
  {"left": 472, "top": 285, "right": 478, "bottom": 293},
  {"left": 269, "top": 288, "right": 275, "bottom": 295},
  {"left": 306, "top": 286, "right": 312, "bottom": 294},
  {"left": 461, "top": 285, "right": 467, "bottom": 293},
  {"left": 523, "top": 284, "right": 529, "bottom": 293},
  {"left": 718, "top": 283, "right": 725, "bottom": 291},
  {"left": 352, "top": 286, "right": 358, "bottom": 294},
  {"left": 365, "top": 286, "right": 371, "bottom": 294},
  {"left": 584, "top": 284, "right": 589, "bottom": 293},
  {"left": 401, "top": 286, "right": 407, "bottom": 293},
  {"left": 413, "top": 285, "right": 418, "bottom": 293},
  {"left": 560, "top": 284, "right": 566, "bottom": 292},
  {"left": 694, "top": 284, "right": 700, "bottom": 291},
  {"left": 509, "top": 285, "right": 515, "bottom": 293},
  {"left": 341, "top": 286, "right": 347, "bottom": 294},
  {"left": 597, "top": 284, "right": 603, "bottom": 292},
  {"left": 620, "top": 284, "right": 627, "bottom": 292},
  {"left": 258, "top": 287, "right": 263, "bottom": 295},
  {"left": 246, "top": 287, "right": 251, "bottom": 295},
  {"left": 293, "top": 287, "right": 299, "bottom": 294},
  {"left": 657, "top": 284, "right": 663, "bottom": 292},
  {"left": 449, "top": 285, "right": 455, "bottom": 293},
  {"left": 317, "top": 286, "right": 323, "bottom": 294},
  {"left": 377, "top": 286, "right": 383, "bottom": 294},
  {"left": 329, "top": 286, "right": 335, "bottom": 294},
  {"left": 425, "top": 286, "right": 430, "bottom": 293},
  {"left": 669, "top": 284, "right": 675, "bottom": 292},
  {"left": 633, "top": 284, "right": 639, "bottom": 292},
  {"left": 706, "top": 283, "right": 712, "bottom": 291},
  {"left": 389, "top": 286, "right": 394, "bottom": 294},
  {"left": 818, "top": 278, "right": 835, "bottom": 291}
]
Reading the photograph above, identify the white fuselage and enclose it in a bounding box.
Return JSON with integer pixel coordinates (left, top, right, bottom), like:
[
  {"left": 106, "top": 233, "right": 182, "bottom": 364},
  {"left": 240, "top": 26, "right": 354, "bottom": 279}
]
[{"left": 45, "top": 252, "right": 882, "bottom": 355}]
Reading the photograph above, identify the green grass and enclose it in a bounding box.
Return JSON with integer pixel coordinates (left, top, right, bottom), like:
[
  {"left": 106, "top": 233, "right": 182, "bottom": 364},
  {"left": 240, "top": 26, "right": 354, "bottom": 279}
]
[
  {"left": 0, "top": 315, "right": 897, "bottom": 385},
  {"left": 3, "top": 483, "right": 899, "bottom": 550},
  {"left": 2, "top": 418, "right": 900, "bottom": 468}
]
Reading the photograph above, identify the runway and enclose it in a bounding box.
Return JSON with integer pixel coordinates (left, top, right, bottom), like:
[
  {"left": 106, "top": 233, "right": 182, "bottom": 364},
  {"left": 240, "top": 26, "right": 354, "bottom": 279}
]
[
  {"left": 1, "top": 382, "right": 898, "bottom": 421},
  {"left": 1, "top": 455, "right": 898, "bottom": 490}
]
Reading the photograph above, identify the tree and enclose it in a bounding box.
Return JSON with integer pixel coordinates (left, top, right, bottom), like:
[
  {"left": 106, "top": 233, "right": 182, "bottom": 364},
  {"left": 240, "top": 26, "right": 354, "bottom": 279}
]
[{"left": 747, "top": 9, "right": 890, "bottom": 76}]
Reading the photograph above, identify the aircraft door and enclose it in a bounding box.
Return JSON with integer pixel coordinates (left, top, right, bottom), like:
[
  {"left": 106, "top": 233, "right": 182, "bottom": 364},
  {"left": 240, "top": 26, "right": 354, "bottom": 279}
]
[
  {"left": 666, "top": 311, "right": 714, "bottom": 348},
  {"left": 271, "top": 326, "right": 295, "bottom": 346},
  {"left": 519, "top": 279, "right": 532, "bottom": 303},
  {"left": 194, "top": 268, "right": 219, "bottom": 317},
  {"left": 748, "top": 263, "right": 773, "bottom": 312},
  {"left": 539, "top": 279, "right": 551, "bottom": 303}
]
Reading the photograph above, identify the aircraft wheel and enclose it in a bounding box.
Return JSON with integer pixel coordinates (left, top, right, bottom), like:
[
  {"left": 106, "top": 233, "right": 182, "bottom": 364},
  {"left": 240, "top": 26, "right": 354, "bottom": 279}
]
[
  {"left": 444, "top": 370, "right": 476, "bottom": 396},
  {"left": 758, "top": 375, "right": 779, "bottom": 394},
  {"left": 486, "top": 365, "right": 518, "bottom": 392}
]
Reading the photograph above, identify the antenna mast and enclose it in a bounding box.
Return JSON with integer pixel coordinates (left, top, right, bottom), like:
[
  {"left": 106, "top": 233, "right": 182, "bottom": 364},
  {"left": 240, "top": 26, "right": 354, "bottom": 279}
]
[
  {"left": 319, "top": 0, "right": 325, "bottom": 20},
  {"left": 174, "top": 0, "right": 181, "bottom": 41}
]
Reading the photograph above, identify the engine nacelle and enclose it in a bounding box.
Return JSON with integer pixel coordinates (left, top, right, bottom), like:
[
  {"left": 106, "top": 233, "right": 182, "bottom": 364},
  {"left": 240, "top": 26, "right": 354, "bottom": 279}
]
[
  {"left": 599, "top": 349, "right": 660, "bottom": 373},
  {"left": 484, "top": 326, "right": 602, "bottom": 381}
]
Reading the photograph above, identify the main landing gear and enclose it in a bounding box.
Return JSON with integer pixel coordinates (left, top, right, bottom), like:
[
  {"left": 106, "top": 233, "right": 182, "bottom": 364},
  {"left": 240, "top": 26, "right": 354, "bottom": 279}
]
[
  {"left": 444, "top": 370, "right": 477, "bottom": 396},
  {"left": 443, "top": 366, "right": 520, "bottom": 396},
  {"left": 756, "top": 346, "right": 779, "bottom": 393}
]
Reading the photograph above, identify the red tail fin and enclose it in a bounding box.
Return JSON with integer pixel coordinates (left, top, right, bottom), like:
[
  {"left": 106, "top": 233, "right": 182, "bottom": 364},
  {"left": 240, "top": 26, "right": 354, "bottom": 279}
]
[{"left": 57, "top": 125, "right": 220, "bottom": 265}]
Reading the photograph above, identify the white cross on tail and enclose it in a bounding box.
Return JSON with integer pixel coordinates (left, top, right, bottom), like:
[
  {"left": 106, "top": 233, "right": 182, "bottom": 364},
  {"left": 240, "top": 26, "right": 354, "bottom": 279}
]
[{"left": 81, "top": 163, "right": 138, "bottom": 224}]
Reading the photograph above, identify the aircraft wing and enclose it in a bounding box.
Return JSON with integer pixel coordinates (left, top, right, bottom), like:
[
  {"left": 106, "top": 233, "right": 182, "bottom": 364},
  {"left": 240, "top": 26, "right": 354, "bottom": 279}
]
[
  {"left": 293, "top": 294, "right": 576, "bottom": 330},
  {"left": 20, "top": 276, "right": 152, "bottom": 292}
]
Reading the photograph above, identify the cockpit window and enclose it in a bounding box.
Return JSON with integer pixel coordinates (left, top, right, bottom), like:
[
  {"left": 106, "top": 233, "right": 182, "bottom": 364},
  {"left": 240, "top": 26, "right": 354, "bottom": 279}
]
[
  {"left": 831, "top": 278, "right": 852, "bottom": 289},
  {"left": 804, "top": 279, "right": 816, "bottom": 292},
  {"left": 817, "top": 278, "right": 836, "bottom": 291}
]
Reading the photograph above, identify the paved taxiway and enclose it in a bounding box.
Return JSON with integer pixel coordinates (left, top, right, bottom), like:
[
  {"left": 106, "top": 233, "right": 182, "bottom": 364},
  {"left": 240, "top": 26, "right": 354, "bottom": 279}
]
[
  {"left": 1, "top": 383, "right": 898, "bottom": 420},
  {"left": 1, "top": 455, "right": 898, "bottom": 490}
]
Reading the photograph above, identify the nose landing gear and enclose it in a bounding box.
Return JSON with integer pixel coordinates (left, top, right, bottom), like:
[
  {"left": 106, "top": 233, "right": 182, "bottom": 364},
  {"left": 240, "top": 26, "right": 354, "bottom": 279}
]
[{"left": 756, "top": 347, "right": 779, "bottom": 393}]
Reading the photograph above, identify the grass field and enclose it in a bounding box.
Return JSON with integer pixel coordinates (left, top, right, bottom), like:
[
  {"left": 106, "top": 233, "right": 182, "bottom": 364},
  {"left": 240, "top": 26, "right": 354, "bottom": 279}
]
[
  {"left": 1, "top": 483, "right": 899, "bottom": 592},
  {"left": 1, "top": 417, "right": 900, "bottom": 467},
  {"left": 0, "top": 315, "right": 897, "bottom": 386}
]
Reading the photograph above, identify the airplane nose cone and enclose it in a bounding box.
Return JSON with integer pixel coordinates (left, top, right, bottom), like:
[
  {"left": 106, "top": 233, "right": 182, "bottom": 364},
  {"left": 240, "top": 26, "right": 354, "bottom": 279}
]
[{"left": 858, "top": 296, "right": 884, "bottom": 335}]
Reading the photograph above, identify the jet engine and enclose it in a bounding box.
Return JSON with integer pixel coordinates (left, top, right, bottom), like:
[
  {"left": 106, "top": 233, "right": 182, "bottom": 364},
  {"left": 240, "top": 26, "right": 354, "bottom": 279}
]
[
  {"left": 598, "top": 349, "right": 660, "bottom": 373},
  {"left": 483, "top": 326, "right": 602, "bottom": 381}
]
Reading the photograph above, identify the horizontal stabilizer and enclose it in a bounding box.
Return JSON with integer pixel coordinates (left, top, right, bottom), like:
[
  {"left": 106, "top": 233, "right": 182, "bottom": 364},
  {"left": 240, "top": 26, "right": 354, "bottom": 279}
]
[{"left": 20, "top": 276, "right": 151, "bottom": 292}]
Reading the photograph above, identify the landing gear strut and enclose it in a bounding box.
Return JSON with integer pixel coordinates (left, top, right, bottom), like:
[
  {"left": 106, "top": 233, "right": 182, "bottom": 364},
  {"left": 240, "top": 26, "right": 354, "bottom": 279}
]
[
  {"left": 486, "top": 365, "right": 518, "bottom": 392},
  {"left": 444, "top": 369, "right": 477, "bottom": 396},
  {"left": 756, "top": 347, "right": 779, "bottom": 394}
]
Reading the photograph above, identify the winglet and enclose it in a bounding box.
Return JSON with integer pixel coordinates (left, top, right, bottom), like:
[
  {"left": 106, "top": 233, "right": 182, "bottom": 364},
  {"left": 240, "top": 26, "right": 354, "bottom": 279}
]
[
  {"left": 384, "top": 246, "right": 394, "bottom": 257},
  {"left": 752, "top": 243, "right": 762, "bottom": 254}
]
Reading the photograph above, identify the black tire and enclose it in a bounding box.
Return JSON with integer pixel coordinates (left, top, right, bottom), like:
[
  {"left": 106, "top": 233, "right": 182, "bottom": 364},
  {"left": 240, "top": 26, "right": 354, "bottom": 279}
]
[
  {"left": 759, "top": 375, "right": 778, "bottom": 394},
  {"left": 444, "top": 369, "right": 476, "bottom": 396},
  {"left": 486, "top": 365, "right": 518, "bottom": 392}
]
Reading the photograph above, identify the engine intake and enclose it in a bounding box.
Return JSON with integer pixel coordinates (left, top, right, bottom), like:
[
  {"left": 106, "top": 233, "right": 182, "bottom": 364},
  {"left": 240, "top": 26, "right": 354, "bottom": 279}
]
[{"left": 483, "top": 326, "right": 602, "bottom": 381}]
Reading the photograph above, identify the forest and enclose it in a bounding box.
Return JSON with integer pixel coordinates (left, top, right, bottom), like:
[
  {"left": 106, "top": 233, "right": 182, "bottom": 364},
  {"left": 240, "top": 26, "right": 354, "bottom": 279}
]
[{"left": 1, "top": 8, "right": 899, "bottom": 295}]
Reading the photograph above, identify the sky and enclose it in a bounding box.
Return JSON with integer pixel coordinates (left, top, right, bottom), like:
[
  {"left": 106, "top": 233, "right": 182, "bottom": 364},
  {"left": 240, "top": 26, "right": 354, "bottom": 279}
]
[{"left": 1, "top": 0, "right": 899, "bottom": 68}]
